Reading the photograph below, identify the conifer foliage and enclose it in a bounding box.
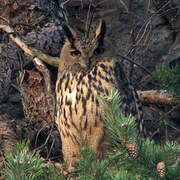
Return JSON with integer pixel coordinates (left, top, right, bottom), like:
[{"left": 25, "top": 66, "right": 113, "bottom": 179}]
[
  {"left": 1, "top": 141, "right": 44, "bottom": 180},
  {"left": 101, "top": 91, "right": 180, "bottom": 179},
  {"left": 1, "top": 91, "right": 179, "bottom": 179},
  {"left": 151, "top": 66, "right": 180, "bottom": 102}
]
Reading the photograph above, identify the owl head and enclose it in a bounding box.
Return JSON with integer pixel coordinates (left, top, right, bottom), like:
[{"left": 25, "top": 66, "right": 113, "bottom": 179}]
[{"left": 59, "top": 20, "right": 106, "bottom": 72}]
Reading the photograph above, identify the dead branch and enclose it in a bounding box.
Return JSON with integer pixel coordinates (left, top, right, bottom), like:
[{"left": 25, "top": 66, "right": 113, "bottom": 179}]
[
  {"left": 0, "top": 24, "right": 59, "bottom": 67},
  {"left": 30, "top": 48, "right": 59, "bottom": 67},
  {"left": 0, "top": 24, "right": 56, "bottom": 125},
  {"left": 137, "top": 90, "right": 175, "bottom": 105},
  {"left": 0, "top": 25, "right": 178, "bottom": 107}
]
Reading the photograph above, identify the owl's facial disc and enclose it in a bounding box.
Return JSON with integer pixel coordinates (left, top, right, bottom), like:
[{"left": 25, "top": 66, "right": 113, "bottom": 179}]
[{"left": 60, "top": 20, "right": 106, "bottom": 71}]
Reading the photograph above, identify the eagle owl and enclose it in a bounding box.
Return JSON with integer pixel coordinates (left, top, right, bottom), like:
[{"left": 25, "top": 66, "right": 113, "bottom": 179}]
[{"left": 56, "top": 20, "right": 143, "bottom": 170}]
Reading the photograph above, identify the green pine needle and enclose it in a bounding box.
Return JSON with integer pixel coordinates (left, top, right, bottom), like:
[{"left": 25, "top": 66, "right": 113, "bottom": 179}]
[
  {"left": 1, "top": 90, "right": 179, "bottom": 180},
  {"left": 100, "top": 90, "right": 138, "bottom": 146},
  {"left": 1, "top": 141, "right": 44, "bottom": 180},
  {"left": 150, "top": 66, "right": 180, "bottom": 102}
]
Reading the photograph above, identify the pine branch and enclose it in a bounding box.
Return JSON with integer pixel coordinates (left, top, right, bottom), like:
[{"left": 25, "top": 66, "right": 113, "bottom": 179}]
[
  {"left": 1, "top": 141, "right": 66, "bottom": 180},
  {"left": 1, "top": 141, "right": 44, "bottom": 180},
  {"left": 100, "top": 91, "right": 180, "bottom": 179}
]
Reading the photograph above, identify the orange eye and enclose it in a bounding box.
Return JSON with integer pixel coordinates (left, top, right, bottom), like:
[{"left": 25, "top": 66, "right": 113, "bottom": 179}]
[{"left": 70, "top": 50, "right": 81, "bottom": 57}]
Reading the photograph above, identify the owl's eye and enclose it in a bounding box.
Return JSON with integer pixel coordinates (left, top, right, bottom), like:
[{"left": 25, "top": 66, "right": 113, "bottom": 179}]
[
  {"left": 70, "top": 50, "right": 81, "bottom": 57},
  {"left": 94, "top": 47, "right": 104, "bottom": 55}
]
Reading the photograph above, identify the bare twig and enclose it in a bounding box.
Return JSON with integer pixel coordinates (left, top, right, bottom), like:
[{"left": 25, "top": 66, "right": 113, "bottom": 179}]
[
  {"left": 34, "top": 125, "right": 54, "bottom": 151},
  {"left": 146, "top": 0, "right": 152, "bottom": 14},
  {"left": 85, "top": 0, "right": 93, "bottom": 37},
  {"left": 119, "top": 0, "right": 129, "bottom": 12},
  {"left": 46, "top": 137, "right": 55, "bottom": 159},
  {"left": 135, "top": 20, "right": 151, "bottom": 46},
  {"left": 168, "top": 123, "right": 180, "bottom": 133},
  {"left": 125, "top": 2, "right": 178, "bottom": 81},
  {"left": 96, "top": 0, "right": 109, "bottom": 7},
  {"left": 34, "top": 127, "right": 47, "bottom": 148},
  {"left": 135, "top": 1, "right": 168, "bottom": 41},
  {"left": 156, "top": 104, "right": 179, "bottom": 141},
  {"left": 118, "top": 54, "right": 151, "bottom": 74},
  {"left": 60, "top": 0, "right": 71, "bottom": 7}
]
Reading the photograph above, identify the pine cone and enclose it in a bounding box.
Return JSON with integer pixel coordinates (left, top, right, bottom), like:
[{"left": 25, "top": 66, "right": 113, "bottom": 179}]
[
  {"left": 156, "top": 161, "right": 165, "bottom": 177},
  {"left": 126, "top": 142, "right": 138, "bottom": 159}
]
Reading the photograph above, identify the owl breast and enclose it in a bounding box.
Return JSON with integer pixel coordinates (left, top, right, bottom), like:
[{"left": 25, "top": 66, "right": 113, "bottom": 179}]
[{"left": 56, "top": 60, "right": 116, "bottom": 143}]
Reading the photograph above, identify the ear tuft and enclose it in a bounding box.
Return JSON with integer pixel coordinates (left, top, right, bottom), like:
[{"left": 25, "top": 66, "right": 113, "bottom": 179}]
[
  {"left": 62, "top": 24, "right": 77, "bottom": 43},
  {"left": 95, "top": 19, "right": 106, "bottom": 47},
  {"left": 95, "top": 19, "right": 106, "bottom": 39}
]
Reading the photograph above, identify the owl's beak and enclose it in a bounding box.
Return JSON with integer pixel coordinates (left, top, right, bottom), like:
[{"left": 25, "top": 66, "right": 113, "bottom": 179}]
[{"left": 80, "top": 58, "right": 90, "bottom": 69}]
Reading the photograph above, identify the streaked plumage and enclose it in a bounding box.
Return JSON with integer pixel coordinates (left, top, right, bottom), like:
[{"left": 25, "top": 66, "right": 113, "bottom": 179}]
[{"left": 56, "top": 20, "right": 143, "bottom": 170}]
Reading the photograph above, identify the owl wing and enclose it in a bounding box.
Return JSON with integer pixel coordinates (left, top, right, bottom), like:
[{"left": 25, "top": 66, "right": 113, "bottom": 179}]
[{"left": 114, "top": 61, "right": 144, "bottom": 134}]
